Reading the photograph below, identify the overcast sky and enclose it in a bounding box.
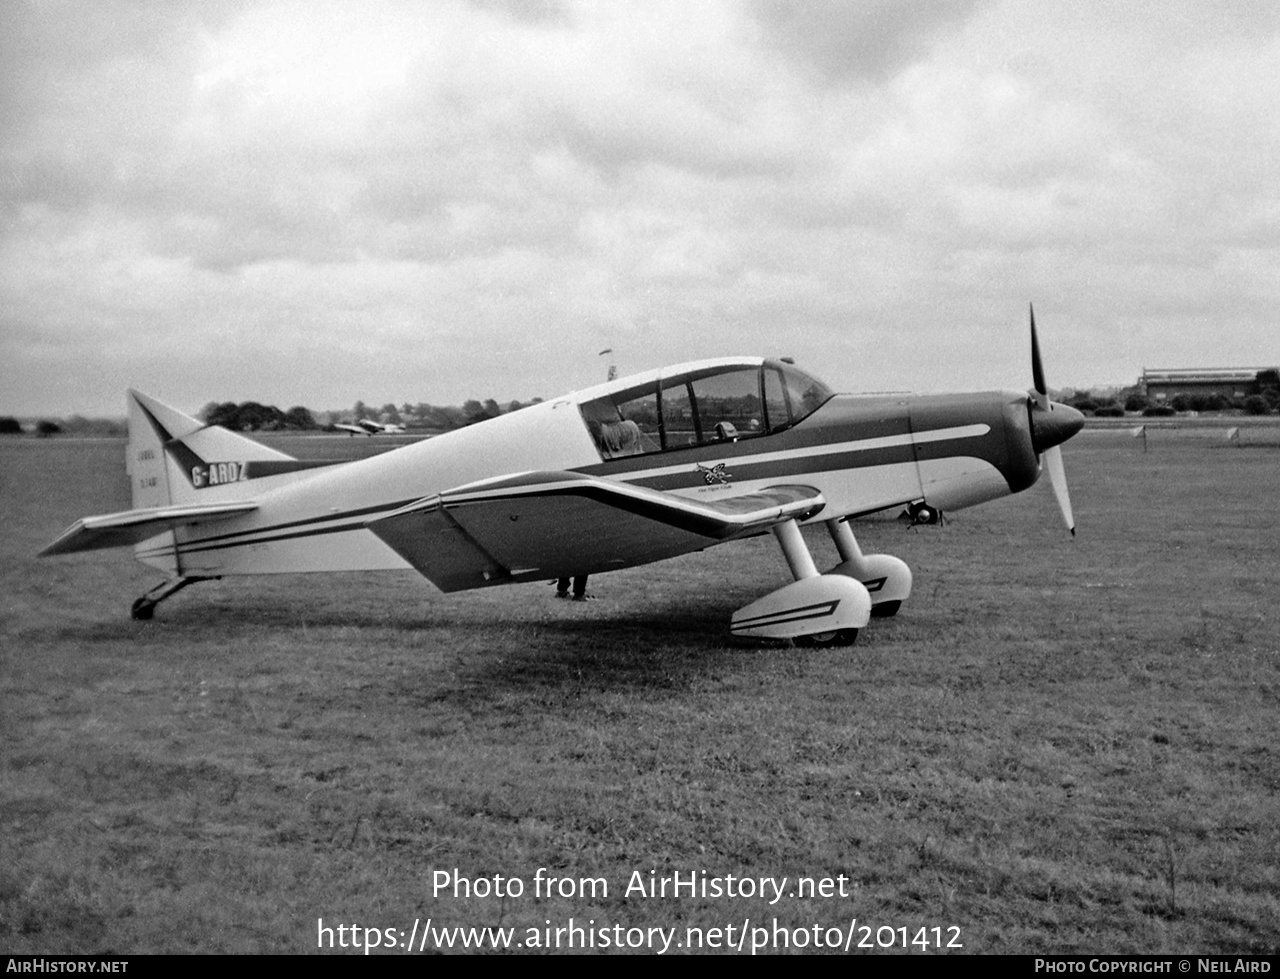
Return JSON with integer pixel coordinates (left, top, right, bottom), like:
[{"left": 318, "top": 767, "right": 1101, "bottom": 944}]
[{"left": 3, "top": 0, "right": 1277, "bottom": 417}]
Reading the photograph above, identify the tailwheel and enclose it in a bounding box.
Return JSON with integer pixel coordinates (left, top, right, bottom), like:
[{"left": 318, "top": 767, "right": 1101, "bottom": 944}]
[
  {"left": 129, "top": 574, "right": 215, "bottom": 620},
  {"left": 797, "top": 628, "right": 859, "bottom": 648}
]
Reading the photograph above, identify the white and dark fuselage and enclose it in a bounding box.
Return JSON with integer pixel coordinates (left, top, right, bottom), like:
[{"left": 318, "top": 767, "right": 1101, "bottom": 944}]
[
  {"left": 42, "top": 351, "right": 1083, "bottom": 637},
  {"left": 133, "top": 357, "right": 1053, "bottom": 581}
]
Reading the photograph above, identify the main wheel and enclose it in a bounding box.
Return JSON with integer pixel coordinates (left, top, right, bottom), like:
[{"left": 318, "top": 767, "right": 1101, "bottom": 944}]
[
  {"left": 130, "top": 598, "right": 156, "bottom": 621},
  {"left": 797, "top": 628, "right": 858, "bottom": 648},
  {"left": 870, "top": 600, "right": 902, "bottom": 618}
]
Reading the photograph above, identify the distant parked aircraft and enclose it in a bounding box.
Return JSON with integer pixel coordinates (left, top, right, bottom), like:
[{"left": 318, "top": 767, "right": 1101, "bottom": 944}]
[{"left": 334, "top": 419, "right": 407, "bottom": 436}]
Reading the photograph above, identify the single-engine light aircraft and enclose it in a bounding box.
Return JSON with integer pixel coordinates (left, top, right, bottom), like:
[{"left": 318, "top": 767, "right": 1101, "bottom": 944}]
[
  {"left": 333, "top": 419, "right": 407, "bottom": 436},
  {"left": 40, "top": 309, "right": 1083, "bottom": 646}
]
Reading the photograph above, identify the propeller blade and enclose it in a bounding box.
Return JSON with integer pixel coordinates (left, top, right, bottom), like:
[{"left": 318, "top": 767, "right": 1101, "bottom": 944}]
[
  {"left": 1028, "top": 304, "right": 1077, "bottom": 535},
  {"left": 1043, "top": 444, "right": 1075, "bottom": 536},
  {"left": 1030, "top": 302, "right": 1049, "bottom": 409}
]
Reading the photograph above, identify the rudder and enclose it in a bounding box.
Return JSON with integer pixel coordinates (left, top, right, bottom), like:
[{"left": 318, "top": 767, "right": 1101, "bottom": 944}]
[{"left": 127, "top": 390, "right": 202, "bottom": 509}]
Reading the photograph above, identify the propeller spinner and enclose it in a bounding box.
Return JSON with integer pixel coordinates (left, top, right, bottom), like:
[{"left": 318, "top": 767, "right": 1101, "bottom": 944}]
[{"left": 1027, "top": 304, "right": 1083, "bottom": 535}]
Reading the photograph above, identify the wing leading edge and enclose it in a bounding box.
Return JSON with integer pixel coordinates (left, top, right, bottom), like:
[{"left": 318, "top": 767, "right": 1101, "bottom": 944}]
[
  {"left": 39, "top": 501, "right": 259, "bottom": 557},
  {"left": 365, "top": 470, "right": 826, "bottom": 592}
]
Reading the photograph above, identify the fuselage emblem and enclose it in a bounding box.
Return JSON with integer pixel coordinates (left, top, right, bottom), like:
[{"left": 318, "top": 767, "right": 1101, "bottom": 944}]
[{"left": 697, "top": 463, "right": 733, "bottom": 485}]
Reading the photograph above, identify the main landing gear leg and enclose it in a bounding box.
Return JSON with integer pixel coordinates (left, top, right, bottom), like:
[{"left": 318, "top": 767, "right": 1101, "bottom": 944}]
[
  {"left": 825, "top": 518, "right": 912, "bottom": 618},
  {"left": 130, "top": 575, "right": 216, "bottom": 620},
  {"left": 729, "top": 519, "right": 871, "bottom": 646},
  {"left": 774, "top": 518, "right": 820, "bottom": 581}
]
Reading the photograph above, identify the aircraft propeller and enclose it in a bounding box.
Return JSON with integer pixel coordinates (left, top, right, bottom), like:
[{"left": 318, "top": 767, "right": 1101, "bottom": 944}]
[{"left": 1027, "top": 304, "right": 1082, "bottom": 535}]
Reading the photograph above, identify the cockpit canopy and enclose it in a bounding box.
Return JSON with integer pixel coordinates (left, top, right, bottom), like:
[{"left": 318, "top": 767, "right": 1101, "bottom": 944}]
[{"left": 579, "top": 359, "right": 834, "bottom": 460}]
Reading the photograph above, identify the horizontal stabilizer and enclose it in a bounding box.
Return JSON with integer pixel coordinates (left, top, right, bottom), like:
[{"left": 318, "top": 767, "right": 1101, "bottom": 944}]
[
  {"left": 39, "top": 501, "right": 258, "bottom": 557},
  {"left": 366, "top": 470, "right": 825, "bottom": 592}
]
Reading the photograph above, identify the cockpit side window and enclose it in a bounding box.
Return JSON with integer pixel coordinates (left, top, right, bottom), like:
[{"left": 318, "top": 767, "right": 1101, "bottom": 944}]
[
  {"left": 579, "top": 383, "right": 663, "bottom": 459},
  {"left": 659, "top": 379, "right": 694, "bottom": 446},
  {"left": 686, "top": 367, "right": 765, "bottom": 444},
  {"left": 763, "top": 361, "right": 834, "bottom": 432},
  {"left": 764, "top": 366, "right": 790, "bottom": 430}
]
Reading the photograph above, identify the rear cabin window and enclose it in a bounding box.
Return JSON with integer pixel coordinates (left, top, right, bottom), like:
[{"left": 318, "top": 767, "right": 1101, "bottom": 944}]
[
  {"left": 579, "top": 385, "right": 662, "bottom": 459},
  {"left": 579, "top": 362, "right": 832, "bottom": 460}
]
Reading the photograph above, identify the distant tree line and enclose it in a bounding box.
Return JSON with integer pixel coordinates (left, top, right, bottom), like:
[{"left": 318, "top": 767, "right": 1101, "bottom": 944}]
[
  {"left": 346, "top": 397, "right": 543, "bottom": 431},
  {"left": 200, "top": 402, "right": 317, "bottom": 431},
  {"left": 189, "top": 396, "right": 544, "bottom": 434},
  {"left": 0, "top": 415, "right": 126, "bottom": 436},
  {"left": 1059, "top": 385, "right": 1279, "bottom": 418}
]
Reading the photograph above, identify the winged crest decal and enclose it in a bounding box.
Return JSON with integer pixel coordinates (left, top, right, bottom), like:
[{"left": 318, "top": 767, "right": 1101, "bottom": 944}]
[{"left": 697, "top": 462, "right": 733, "bottom": 485}]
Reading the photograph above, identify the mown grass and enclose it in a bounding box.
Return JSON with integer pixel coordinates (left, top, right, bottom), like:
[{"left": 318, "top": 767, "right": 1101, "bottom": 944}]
[{"left": 1, "top": 427, "right": 1277, "bottom": 954}]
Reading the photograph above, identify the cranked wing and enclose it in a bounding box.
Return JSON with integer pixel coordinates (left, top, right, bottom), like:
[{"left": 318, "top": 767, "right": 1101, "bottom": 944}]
[
  {"left": 39, "top": 501, "right": 259, "bottom": 557},
  {"left": 365, "top": 471, "right": 825, "bottom": 592}
]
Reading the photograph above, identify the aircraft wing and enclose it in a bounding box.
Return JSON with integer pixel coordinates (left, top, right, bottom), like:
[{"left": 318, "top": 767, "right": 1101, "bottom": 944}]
[
  {"left": 39, "top": 501, "right": 259, "bottom": 556},
  {"left": 365, "top": 470, "right": 825, "bottom": 592}
]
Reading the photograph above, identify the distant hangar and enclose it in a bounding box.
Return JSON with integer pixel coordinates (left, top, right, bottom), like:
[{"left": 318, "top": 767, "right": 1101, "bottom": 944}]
[{"left": 1140, "top": 367, "right": 1279, "bottom": 402}]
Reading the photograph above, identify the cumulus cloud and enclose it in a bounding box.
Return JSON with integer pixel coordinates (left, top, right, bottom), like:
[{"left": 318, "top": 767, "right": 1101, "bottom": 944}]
[
  {"left": 748, "top": 0, "right": 989, "bottom": 83},
  {"left": 1, "top": 0, "right": 1277, "bottom": 415}
]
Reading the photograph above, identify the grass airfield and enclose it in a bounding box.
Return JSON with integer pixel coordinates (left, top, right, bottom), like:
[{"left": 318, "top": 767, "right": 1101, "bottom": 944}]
[{"left": 1, "top": 425, "right": 1277, "bottom": 954}]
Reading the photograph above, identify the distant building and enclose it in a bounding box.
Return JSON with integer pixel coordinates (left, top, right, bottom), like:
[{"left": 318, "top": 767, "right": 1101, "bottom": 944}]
[{"left": 1139, "top": 368, "right": 1279, "bottom": 402}]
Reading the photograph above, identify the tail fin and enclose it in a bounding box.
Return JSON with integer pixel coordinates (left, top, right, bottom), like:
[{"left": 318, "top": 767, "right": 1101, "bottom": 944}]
[
  {"left": 127, "top": 390, "right": 202, "bottom": 508},
  {"left": 126, "top": 390, "right": 298, "bottom": 507}
]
